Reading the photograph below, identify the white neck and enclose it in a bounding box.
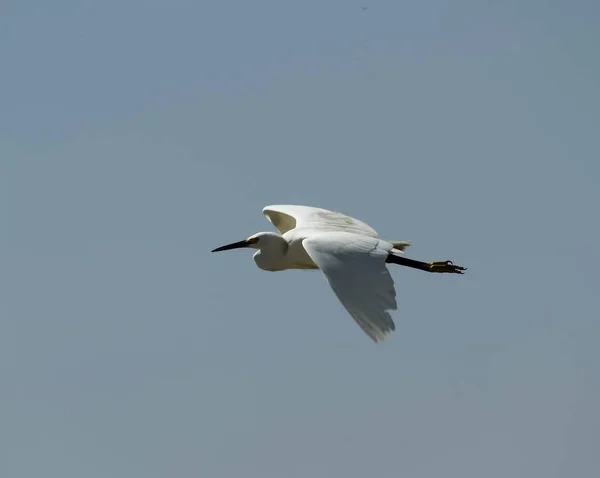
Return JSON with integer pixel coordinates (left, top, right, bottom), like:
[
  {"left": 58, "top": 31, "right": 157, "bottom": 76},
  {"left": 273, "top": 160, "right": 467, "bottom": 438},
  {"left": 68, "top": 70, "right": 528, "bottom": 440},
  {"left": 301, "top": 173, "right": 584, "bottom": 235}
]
[{"left": 249, "top": 232, "right": 288, "bottom": 271}]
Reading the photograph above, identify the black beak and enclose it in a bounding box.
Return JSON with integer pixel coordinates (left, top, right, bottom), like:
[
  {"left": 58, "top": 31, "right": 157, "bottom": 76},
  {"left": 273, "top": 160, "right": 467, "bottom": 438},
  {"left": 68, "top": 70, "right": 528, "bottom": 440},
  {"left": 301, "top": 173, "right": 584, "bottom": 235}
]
[{"left": 211, "top": 239, "right": 249, "bottom": 252}]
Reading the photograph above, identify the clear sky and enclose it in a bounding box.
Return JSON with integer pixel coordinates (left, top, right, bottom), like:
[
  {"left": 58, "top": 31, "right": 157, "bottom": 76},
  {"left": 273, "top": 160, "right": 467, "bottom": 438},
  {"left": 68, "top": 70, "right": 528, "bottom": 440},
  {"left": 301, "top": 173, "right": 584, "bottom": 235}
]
[{"left": 2, "top": 1, "right": 599, "bottom": 477}]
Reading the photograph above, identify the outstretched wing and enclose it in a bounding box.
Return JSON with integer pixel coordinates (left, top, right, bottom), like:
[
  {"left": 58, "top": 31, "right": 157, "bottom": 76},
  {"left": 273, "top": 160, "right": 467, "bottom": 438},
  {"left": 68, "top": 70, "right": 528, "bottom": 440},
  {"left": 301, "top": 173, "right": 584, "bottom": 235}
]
[
  {"left": 263, "top": 205, "right": 379, "bottom": 237},
  {"left": 302, "top": 232, "right": 397, "bottom": 343}
]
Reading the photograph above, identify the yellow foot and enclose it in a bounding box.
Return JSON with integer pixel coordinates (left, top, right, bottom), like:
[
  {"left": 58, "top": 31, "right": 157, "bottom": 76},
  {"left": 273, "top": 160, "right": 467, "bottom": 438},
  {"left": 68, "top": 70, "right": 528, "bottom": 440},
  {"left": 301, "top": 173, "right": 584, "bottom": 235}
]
[{"left": 428, "top": 260, "right": 467, "bottom": 274}]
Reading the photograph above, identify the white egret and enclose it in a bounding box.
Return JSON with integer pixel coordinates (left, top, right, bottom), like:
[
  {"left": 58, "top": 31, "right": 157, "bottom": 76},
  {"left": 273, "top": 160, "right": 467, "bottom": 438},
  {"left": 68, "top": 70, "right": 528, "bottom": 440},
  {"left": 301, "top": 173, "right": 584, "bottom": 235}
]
[{"left": 212, "top": 205, "right": 465, "bottom": 343}]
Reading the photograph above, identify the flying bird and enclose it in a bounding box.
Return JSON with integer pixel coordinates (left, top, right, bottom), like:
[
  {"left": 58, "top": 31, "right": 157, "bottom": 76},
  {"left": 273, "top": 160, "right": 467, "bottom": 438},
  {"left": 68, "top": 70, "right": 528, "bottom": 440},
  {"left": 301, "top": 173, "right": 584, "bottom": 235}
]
[{"left": 212, "top": 205, "right": 465, "bottom": 343}]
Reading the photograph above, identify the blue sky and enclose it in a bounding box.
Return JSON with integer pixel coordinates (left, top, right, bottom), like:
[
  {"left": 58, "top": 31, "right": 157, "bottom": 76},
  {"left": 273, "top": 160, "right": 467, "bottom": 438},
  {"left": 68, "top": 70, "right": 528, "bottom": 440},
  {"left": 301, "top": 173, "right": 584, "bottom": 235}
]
[{"left": 2, "top": 1, "right": 599, "bottom": 477}]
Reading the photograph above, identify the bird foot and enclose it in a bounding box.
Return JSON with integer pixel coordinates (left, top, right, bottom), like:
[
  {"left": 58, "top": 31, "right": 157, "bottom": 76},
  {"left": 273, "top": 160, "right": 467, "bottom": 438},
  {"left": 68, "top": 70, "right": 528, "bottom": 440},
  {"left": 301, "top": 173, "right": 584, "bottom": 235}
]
[{"left": 428, "top": 260, "right": 466, "bottom": 274}]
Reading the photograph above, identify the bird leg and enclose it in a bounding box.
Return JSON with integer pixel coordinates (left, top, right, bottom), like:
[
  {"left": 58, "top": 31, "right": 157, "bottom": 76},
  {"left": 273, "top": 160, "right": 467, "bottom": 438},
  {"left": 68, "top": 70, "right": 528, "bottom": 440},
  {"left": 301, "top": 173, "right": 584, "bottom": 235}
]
[{"left": 386, "top": 255, "right": 466, "bottom": 274}]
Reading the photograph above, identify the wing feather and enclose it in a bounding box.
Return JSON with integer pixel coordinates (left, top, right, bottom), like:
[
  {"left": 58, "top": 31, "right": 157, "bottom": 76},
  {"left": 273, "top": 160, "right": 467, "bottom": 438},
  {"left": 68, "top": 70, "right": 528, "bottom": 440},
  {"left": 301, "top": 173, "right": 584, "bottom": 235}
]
[
  {"left": 263, "top": 205, "right": 379, "bottom": 237},
  {"left": 302, "top": 232, "right": 397, "bottom": 343}
]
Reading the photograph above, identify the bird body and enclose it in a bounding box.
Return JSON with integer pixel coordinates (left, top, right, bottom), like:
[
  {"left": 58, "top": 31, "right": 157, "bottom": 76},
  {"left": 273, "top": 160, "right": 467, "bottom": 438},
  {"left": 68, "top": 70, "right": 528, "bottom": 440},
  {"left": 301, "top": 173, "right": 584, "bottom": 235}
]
[{"left": 212, "top": 205, "right": 465, "bottom": 342}]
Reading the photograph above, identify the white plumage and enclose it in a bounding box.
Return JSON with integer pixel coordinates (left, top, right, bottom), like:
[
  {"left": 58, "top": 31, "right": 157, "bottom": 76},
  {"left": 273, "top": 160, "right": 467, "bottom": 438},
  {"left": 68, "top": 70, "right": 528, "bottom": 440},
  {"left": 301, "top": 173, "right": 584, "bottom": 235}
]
[{"left": 212, "top": 205, "right": 465, "bottom": 343}]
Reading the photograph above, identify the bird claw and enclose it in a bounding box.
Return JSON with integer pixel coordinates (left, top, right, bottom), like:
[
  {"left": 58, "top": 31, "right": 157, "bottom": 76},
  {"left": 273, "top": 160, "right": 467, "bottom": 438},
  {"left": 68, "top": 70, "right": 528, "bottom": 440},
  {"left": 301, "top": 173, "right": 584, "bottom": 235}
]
[{"left": 428, "top": 260, "right": 467, "bottom": 274}]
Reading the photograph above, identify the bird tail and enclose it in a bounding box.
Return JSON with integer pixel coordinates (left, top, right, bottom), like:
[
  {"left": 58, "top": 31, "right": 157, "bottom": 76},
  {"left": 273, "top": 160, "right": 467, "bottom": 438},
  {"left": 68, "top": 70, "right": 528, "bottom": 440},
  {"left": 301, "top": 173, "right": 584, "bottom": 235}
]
[{"left": 390, "top": 241, "right": 410, "bottom": 252}]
